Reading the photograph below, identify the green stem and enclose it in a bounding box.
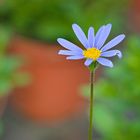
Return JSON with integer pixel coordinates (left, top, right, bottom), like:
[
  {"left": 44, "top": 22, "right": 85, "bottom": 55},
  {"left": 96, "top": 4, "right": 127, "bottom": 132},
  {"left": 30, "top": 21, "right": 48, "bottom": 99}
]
[{"left": 88, "top": 70, "right": 95, "bottom": 140}]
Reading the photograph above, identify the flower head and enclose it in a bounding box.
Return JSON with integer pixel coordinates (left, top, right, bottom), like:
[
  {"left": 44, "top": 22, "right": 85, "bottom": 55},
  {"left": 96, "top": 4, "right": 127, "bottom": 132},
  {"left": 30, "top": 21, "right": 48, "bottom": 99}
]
[{"left": 57, "top": 24, "right": 125, "bottom": 68}]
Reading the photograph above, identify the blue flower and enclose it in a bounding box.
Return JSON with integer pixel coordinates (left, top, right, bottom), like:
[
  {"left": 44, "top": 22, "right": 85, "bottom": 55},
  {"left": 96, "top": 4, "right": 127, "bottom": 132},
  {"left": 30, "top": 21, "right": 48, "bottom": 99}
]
[{"left": 57, "top": 24, "right": 125, "bottom": 68}]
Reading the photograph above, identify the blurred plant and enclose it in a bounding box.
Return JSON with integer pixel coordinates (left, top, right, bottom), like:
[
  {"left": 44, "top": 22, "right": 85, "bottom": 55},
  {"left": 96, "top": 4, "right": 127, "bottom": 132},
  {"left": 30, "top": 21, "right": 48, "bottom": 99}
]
[
  {"left": 0, "top": 0, "right": 128, "bottom": 42},
  {"left": 0, "top": 121, "right": 4, "bottom": 136},
  {"left": 0, "top": 25, "right": 29, "bottom": 96},
  {"left": 82, "top": 35, "right": 140, "bottom": 139}
]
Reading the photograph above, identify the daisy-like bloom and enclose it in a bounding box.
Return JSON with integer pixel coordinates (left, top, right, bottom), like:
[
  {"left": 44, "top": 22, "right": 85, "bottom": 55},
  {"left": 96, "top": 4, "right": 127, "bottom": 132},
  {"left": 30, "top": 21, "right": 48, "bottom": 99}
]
[{"left": 57, "top": 24, "right": 125, "bottom": 68}]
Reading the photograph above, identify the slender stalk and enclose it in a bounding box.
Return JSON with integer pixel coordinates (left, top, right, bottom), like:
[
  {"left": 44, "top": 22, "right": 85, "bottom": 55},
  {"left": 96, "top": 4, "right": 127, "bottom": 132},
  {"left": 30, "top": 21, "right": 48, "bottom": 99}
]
[{"left": 88, "top": 70, "right": 95, "bottom": 140}]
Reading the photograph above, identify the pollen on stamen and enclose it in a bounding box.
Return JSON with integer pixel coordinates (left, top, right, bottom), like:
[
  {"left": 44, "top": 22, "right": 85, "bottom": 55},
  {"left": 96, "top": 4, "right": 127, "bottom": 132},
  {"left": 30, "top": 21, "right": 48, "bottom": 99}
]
[{"left": 83, "top": 48, "right": 101, "bottom": 60}]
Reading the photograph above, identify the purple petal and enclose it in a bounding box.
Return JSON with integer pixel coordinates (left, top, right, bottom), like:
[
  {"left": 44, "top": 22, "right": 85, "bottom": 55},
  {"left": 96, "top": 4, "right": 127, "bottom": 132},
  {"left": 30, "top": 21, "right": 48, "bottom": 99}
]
[
  {"left": 97, "top": 57, "right": 113, "bottom": 68},
  {"left": 72, "top": 24, "right": 89, "bottom": 49},
  {"left": 88, "top": 27, "right": 95, "bottom": 48},
  {"left": 84, "top": 59, "right": 93, "bottom": 66},
  {"left": 57, "top": 38, "right": 83, "bottom": 51},
  {"left": 101, "top": 34, "right": 125, "bottom": 52},
  {"left": 66, "top": 55, "right": 84, "bottom": 60},
  {"left": 59, "top": 50, "right": 82, "bottom": 56},
  {"left": 101, "top": 50, "right": 122, "bottom": 58},
  {"left": 95, "top": 25, "right": 105, "bottom": 48},
  {"left": 96, "top": 24, "right": 112, "bottom": 49}
]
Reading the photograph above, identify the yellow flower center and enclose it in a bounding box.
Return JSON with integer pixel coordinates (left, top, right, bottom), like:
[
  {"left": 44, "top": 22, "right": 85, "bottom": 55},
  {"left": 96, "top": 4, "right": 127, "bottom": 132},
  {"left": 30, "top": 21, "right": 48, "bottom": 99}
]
[{"left": 83, "top": 48, "right": 101, "bottom": 60}]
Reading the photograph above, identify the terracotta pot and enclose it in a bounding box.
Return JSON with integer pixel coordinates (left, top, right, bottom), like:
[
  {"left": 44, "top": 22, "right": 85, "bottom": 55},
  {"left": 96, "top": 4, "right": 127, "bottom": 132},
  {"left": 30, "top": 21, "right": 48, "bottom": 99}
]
[
  {"left": 128, "top": 0, "right": 140, "bottom": 32},
  {"left": 9, "top": 36, "right": 99, "bottom": 123}
]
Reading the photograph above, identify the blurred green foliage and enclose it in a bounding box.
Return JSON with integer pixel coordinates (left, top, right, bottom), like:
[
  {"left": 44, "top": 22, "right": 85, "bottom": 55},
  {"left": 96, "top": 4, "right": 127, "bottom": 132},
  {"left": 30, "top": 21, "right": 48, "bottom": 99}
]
[
  {"left": 0, "top": 0, "right": 128, "bottom": 42},
  {"left": 82, "top": 36, "right": 140, "bottom": 139},
  {"left": 0, "top": 25, "right": 29, "bottom": 96},
  {"left": 0, "top": 121, "right": 4, "bottom": 136}
]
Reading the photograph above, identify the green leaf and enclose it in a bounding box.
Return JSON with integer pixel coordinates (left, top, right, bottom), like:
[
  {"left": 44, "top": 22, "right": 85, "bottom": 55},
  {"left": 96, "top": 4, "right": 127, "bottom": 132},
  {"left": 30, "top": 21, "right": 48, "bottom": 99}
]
[{"left": 94, "top": 104, "right": 117, "bottom": 135}]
